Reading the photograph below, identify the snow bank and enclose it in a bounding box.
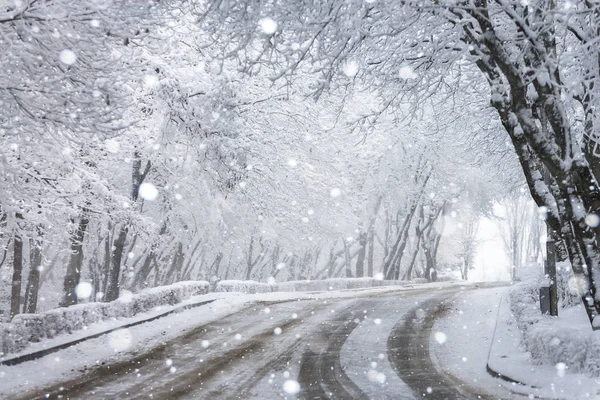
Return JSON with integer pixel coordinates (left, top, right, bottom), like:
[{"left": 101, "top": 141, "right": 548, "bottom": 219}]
[
  {"left": 277, "top": 277, "right": 402, "bottom": 292},
  {"left": 215, "top": 277, "right": 406, "bottom": 294},
  {"left": 214, "top": 280, "right": 277, "bottom": 294},
  {"left": 508, "top": 268, "right": 600, "bottom": 376},
  {"left": 215, "top": 278, "right": 407, "bottom": 293},
  {"left": 1, "top": 280, "right": 209, "bottom": 355}
]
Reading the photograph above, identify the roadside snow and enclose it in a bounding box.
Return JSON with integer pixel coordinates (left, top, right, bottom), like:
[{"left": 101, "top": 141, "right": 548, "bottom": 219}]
[
  {"left": 431, "top": 286, "right": 522, "bottom": 399},
  {"left": 491, "top": 294, "right": 600, "bottom": 399},
  {"left": 433, "top": 285, "right": 600, "bottom": 400},
  {"left": 509, "top": 271, "right": 600, "bottom": 377},
  {"left": 1, "top": 281, "right": 210, "bottom": 356}
]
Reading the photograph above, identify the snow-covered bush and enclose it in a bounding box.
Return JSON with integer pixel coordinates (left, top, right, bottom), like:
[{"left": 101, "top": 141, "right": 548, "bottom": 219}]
[
  {"left": 509, "top": 270, "right": 600, "bottom": 376},
  {"left": 556, "top": 262, "right": 582, "bottom": 309},
  {"left": 1, "top": 281, "right": 209, "bottom": 356}
]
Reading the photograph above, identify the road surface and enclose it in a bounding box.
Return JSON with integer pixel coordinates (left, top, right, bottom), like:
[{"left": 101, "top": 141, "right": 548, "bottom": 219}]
[{"left": 13, "top": 285, "right": 504, "bottom": 399}]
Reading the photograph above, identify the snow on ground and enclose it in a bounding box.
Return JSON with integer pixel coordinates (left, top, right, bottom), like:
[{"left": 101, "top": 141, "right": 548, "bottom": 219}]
[
  {"left": 509, "top": 269, "right": 600, "bottom": 378},
  {"left": 433, "top": 285, "right": 600, "bottom": 400},
  {"left": 491, "top": 294, "right": 600, "bottom": 399},
  {"left": 0, "top": 282, "right": 459, "bottom": 396},
  {"left": 432, "top": 286, "right": 526, "bottom": 399}
]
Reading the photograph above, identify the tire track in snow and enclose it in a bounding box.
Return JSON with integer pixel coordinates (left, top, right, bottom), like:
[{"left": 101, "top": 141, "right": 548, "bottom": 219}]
[
  {"left": 297, "top": 308, "right": 369, "bottom": 400},
  {"left": 386, "top": 294, "right": 493, "bottom": 400}
]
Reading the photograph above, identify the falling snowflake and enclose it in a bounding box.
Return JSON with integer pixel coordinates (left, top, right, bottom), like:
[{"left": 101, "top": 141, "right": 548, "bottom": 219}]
[
  {"left": 59, "top": 49, "right": 77, "bottom": 65},
  {"left": 585, "top": 213, "right": 600, "bottom": 228},
  {"left": 282, "top": 380, "right": 300, "bottom": 394},
  {"left": 434, "top": 332, "right": 447, "bottom": 344},
  {"left": 138, "top": 182, "right": 159, "bottom": 201},
  {"left": 259, "top": 18, "right": 278, "bottom": 34},
  {"left": 330, "top": 188, "right": 341, "bottom": 198},
  {"left": 75, "top": 282, "right": 93, "bottom": 300},
  {"left": 367, "top": 370, "right": 386, "bottom": 383},
  {"left": 274, "top": 327, "right": 282, "bottom": 335}
]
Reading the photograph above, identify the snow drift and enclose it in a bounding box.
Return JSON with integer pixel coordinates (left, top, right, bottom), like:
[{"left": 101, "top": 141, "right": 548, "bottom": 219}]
[{"left": 1, "top": 281, "right": 210, "bottom": 356}]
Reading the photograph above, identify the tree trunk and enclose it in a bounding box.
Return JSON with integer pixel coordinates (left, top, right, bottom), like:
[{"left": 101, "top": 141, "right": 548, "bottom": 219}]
[
  {"left": 164, "top": 242, "right": 184, "bottom": 285},
  {"left": 105, "top": 225, "right": 127, "bottom": 302},
  {"left": 10, "top": 232, "right": 23, "bottom": 320},
  {"left": 131, "top": 254, "right": 155, "bottom": 291},
  {"left": 343, "top": 239, "right": 353, "bottom": 278},
  {"left": 23, "top": 230, "right": 43, "bottom": 314},
  {"left": 404, "top": 237, "right": 421, "bottom": 281},
  {"left": 469, "top": 1, "right": 600, "bottom": 325},
  {"left": 355, "top": 231, "right": 367, "bottom": 278},
  {"left": 367, "top": 228, "right": 375, "bottom": 277},
  {"left": 208, "top": 252, "right": 224, "bottom": 278},
  {"left": 60, "top": 215, "right": 90, "bottom": 307}
]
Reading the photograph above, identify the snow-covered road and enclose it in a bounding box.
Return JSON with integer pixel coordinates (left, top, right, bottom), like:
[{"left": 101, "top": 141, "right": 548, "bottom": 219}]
[{"left": 5, "top": 283, "right": 511, "bottom": 399}]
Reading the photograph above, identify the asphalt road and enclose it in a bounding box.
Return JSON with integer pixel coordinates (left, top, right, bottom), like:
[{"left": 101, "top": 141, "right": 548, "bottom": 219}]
[{"left": 20, "top": 285, "right": 501, "bottom": 400}]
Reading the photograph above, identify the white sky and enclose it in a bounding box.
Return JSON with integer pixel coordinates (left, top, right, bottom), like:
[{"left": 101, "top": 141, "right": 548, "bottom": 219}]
[{"left": 470, "top": 216, "right": 511, "bottom": 282}]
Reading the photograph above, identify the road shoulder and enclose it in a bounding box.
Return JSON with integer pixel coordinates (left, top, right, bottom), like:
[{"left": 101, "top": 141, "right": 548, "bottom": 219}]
[
  {"left": 430, "top": 286, "right": 523, "bottom": 399},
  {"left": 432, "top": 285, "right": 600, "bottom": 400}
]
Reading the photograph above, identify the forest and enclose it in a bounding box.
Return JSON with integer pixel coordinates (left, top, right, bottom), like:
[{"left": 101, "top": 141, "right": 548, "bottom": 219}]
[{"left": 1, "top": 0, "right": 598, "bottom": 330}]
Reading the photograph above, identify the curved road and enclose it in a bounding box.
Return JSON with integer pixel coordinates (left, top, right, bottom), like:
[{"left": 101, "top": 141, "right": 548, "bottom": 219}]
[{"left": 15, "top": 285, "right": 501, "bottom": 399}]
